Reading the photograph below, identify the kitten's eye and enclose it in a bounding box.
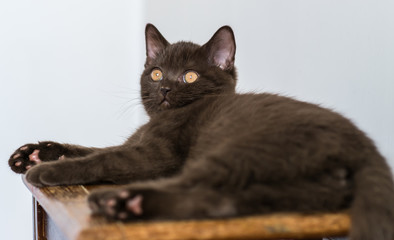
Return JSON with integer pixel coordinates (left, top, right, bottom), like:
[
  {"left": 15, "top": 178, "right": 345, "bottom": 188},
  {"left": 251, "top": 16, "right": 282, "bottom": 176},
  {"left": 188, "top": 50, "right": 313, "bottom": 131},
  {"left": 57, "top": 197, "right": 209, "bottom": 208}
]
[
  {"left": 151, "top": 69, "right": 163, "bottom": 81},
  {"left": 183, "top": 71, "right": 199, "bottom": 83}
]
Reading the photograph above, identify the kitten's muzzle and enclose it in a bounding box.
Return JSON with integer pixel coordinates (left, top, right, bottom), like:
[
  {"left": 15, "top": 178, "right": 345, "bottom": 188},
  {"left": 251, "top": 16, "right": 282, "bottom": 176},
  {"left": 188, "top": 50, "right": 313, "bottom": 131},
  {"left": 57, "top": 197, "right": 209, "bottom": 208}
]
[
  {"left": 159, "top": 87, "right": 171, "bottom": 109},
  {"left": 160, "top": 87, "right": 171, "bottom": 97}
]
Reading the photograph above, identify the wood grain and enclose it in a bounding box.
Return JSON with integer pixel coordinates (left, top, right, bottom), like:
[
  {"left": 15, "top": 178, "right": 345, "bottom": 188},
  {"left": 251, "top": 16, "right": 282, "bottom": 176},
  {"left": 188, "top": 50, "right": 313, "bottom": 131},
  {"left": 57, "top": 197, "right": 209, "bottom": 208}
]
[{"left": 23, "top": 176, "right": 350, "bottom": 240}]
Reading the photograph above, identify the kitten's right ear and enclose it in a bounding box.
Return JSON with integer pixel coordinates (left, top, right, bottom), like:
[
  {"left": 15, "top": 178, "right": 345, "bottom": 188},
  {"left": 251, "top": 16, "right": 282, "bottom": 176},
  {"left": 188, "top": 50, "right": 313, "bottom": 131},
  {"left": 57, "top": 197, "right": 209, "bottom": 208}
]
[{"left": 145, "top": 24, "right": 169, "bottom": 65}]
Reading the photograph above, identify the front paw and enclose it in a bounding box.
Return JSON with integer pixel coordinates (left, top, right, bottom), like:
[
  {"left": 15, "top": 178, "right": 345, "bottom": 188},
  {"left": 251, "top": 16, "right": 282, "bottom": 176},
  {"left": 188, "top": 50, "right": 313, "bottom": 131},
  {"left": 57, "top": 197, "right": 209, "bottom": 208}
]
[
  {"left": 25, "top": 163, "right": 59, "bottom": 187},
  {"left": 88, "top": 188, "right": 145, "bottom": 221},
  {"left": 9, "top": 142, "right": 65, "bottom": 174}
]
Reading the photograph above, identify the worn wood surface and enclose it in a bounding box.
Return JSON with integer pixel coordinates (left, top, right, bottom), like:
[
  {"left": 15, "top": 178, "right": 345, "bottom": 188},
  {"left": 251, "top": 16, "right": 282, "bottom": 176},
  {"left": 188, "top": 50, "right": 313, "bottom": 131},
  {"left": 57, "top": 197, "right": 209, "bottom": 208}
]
[{"left": 23, "top": 176, "right": 350, "bottom": 240}]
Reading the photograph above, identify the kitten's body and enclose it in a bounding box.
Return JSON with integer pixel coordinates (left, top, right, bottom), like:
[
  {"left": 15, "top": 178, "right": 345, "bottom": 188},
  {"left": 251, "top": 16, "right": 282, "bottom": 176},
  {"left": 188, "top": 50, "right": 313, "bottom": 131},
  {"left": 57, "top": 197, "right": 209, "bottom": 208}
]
[{"left": 9, "top": 24, "right": 394, "bottom": 240}]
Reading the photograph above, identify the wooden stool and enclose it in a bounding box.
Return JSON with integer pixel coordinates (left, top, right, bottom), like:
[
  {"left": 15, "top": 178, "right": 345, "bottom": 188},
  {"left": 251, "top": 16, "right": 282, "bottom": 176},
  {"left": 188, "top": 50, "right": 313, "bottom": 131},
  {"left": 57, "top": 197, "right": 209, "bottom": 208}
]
[{"left": 23, "top": 177, "right": 350, "bottom": 240}]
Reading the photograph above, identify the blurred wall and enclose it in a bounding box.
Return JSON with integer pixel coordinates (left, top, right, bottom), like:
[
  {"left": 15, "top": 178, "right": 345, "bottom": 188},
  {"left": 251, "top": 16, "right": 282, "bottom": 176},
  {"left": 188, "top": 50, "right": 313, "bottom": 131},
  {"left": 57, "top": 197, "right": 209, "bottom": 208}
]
[
  {"left": 0, "top": 1, "right": 144, "bottom": 239},
  {"left": 1, "top": 0, "right": 393, "bottom": 239}
]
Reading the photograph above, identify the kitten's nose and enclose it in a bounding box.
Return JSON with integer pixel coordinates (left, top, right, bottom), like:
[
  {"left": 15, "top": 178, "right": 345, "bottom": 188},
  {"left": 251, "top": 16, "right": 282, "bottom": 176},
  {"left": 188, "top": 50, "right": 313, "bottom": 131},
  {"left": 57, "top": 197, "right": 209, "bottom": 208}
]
[{"left": 160, "top": 87, "right": 171, "bottom": 96}]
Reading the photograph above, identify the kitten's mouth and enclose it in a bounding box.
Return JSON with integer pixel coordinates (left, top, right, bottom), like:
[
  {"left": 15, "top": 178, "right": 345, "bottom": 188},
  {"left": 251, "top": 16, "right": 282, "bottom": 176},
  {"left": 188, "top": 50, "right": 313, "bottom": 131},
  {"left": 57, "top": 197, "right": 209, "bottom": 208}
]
[{"left": 160, "top": 98, "right": 171, "bottom": 109}]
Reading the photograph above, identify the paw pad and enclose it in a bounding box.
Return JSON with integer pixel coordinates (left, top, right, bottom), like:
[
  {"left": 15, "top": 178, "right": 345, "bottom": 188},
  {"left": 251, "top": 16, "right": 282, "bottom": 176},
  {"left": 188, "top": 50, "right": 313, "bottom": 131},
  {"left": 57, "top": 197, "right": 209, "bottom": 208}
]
[
  {"left": 127, "top": 195, "right": 143, "bottom": 215},
  {"left": 9, "top": 141, "right": 68, "bottom": 174},
  {"left": 117, "top": 212, "right": 128, "bottom": 220},
  {"left": 9, "top": 142, "right": 60, "bottom": 174},
  {"left": 119, "top": 191, "right": 130, "bottom": 198},
  {"left": 89, "top": 191, "right": 144, "bottom": 221},
  {"left": 29, "top": 150, "right": 41, "bottom": 163},
  {"left": 9, "top": 147, "right": 41, "bottom": 173}
]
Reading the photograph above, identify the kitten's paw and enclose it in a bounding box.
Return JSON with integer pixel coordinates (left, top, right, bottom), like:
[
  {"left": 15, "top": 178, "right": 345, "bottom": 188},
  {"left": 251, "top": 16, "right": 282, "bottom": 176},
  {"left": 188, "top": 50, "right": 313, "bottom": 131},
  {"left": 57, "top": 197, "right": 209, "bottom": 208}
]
[
  {"left": 9, "top": 142, "right": 65, "bottom": 174},
  {"left": 25, "top": 163, "right": 60, "bottom": 187},
  {"left": 88, "top": 188, "right": 146, "bottom": 221}
]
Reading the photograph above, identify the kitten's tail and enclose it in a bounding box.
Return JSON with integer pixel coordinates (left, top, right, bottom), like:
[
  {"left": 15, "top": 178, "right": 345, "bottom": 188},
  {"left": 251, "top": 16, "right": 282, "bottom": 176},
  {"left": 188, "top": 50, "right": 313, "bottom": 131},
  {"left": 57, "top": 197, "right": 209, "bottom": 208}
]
[{"left": 350, "top": 154, "right": 394, "bottom": 240}]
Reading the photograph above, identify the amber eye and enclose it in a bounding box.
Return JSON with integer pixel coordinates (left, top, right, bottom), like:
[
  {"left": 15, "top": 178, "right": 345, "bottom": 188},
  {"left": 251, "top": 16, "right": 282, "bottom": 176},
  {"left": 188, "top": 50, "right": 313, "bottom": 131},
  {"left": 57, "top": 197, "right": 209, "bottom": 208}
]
[
  {"left": 183, "top": 71, "right": 199, "bottom": 83},
  {"left": 151, "top": 69, "right": 163, "bottom": 81}
]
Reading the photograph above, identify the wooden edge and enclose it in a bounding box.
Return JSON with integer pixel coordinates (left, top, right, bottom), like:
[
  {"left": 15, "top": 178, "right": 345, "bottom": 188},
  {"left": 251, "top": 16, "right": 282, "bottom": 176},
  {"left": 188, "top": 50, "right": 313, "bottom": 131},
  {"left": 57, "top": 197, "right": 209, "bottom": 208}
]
[
  {"left": 33, "top": 198, "right": 47, "bottom": 240},
  {"left": 78, "top": 213, "right": 350, "bottom": 240},
  {"left": 22, "top": 176, "right": 120, "bottom": 240}
]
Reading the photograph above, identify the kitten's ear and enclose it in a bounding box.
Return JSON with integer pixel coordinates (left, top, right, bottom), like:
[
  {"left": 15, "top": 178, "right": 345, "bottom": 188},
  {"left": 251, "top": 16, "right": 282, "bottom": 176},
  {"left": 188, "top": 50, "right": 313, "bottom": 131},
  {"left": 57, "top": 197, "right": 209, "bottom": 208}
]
[
  {"left": 203, "top": 26, "right": 236, "bottom": 70},
  {"left": 145, "top": 24, "right": 169, "bottom": 65}
]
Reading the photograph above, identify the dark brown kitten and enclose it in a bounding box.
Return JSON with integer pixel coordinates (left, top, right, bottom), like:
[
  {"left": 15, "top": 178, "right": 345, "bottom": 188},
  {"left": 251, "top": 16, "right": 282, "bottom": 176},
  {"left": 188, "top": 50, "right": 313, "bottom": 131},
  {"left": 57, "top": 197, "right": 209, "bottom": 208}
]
[{"left": 9, "top": 24, "right": 394, "bottom": 240}]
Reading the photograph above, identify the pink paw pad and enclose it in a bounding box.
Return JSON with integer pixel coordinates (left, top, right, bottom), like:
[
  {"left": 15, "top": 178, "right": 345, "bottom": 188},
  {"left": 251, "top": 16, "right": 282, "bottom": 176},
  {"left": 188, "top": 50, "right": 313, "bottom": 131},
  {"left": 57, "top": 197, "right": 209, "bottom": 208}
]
[
  {"left": 119, "top": 191, "right": 130, "bottom": 199},
  {"left": 106, "top": 207, "right": 116, "bottom": 216},
  {"left": 29, "top": 150, "right": 42, "bottom": 163},
  {"left": 127, "top": 194, "right": 143, "bottom": 215},
  {"left": 106, "top": 199, "right": 116, "bottom": 207},
  {"left": 117, "top": 212, "right": 128, "bottom": 219}
]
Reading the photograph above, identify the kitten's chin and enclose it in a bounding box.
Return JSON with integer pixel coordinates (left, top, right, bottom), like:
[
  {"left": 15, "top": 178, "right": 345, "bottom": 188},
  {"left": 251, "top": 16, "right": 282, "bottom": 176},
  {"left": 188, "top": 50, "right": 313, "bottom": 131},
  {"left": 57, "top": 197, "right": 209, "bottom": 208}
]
[{"left": 160, "top": 100, "right": 171, "bottom": 109}]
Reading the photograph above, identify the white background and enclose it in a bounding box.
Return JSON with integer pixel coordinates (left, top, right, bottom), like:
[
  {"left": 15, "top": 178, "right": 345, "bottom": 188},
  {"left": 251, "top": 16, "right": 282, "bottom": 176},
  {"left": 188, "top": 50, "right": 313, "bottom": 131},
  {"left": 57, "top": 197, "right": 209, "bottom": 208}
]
[{"left": 1, "top": 1, "right": 393, "bottom": 239}]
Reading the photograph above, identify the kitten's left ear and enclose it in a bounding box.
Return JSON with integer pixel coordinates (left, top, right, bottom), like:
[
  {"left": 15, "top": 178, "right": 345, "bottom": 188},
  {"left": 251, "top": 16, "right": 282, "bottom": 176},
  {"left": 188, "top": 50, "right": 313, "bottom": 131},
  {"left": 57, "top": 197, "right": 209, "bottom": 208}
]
[
  {"left": 202, "top": 26, "right": 236, "bottom": 70},
  {"left": 145, "top": 24, "right": 169, "bottom": 65}
]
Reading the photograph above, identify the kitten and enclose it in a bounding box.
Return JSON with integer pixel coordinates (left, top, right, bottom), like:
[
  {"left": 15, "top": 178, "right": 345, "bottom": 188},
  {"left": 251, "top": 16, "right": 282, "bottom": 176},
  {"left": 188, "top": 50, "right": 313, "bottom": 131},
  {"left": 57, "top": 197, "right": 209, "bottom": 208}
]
[{"left": 9, "top": 24, "right": 394, "bottom": 240}]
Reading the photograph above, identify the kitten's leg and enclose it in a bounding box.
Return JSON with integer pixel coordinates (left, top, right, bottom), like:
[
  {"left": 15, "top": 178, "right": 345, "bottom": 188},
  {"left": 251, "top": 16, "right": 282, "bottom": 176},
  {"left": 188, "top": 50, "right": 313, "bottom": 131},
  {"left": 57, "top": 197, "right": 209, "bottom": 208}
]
[
  {"left": 88, "top": 184, "right": 238, "bottom": 221},
  {"left": 88, "top": 176, "right": 351, "bottom": 221},
  {"left": 88, "top": 157, "right": 352, "bottom": 221},
  {"left": 25, "top": 144, "right": 183, "bottom": 187},
  {"left": 9, "top": 141, "right": 99, "bottom": 174}
]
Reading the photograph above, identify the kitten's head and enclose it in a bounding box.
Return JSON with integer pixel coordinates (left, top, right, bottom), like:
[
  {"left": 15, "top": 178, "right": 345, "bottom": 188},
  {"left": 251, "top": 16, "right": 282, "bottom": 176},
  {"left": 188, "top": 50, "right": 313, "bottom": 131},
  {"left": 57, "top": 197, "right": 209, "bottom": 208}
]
[{"left": 140, "top": 24, "right": 237, "bottom": 116}]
